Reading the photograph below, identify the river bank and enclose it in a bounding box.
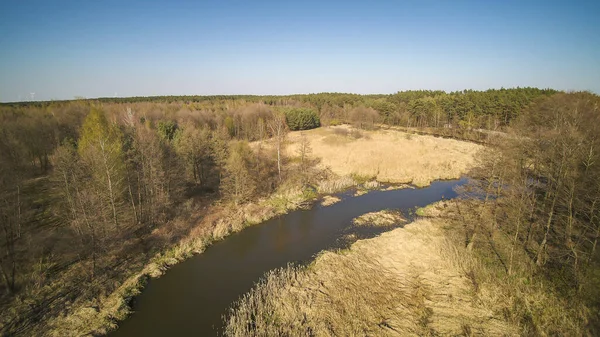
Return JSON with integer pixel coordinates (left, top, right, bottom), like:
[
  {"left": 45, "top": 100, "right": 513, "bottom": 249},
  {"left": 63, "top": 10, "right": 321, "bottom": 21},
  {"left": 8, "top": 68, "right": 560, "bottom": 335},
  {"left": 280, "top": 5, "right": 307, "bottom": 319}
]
[
  {"left": 225, "top": 199, "right": 591, "bottom": 336},
  {"left": 36, "top": 127, "right": 481, "bottom": 336},
  {"left": 111, "top": 179, "right": 466, "bottom": 336},
  {"left": 45, "top": 184, "right": 320, "bottom": 336},
  {"left": 224, "top": 200, "right": 518, "bottom": 336}
]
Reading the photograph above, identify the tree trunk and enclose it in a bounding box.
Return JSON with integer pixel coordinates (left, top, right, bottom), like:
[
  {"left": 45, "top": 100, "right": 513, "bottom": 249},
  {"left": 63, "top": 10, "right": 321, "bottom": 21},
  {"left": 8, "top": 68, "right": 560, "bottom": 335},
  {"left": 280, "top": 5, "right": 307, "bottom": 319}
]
[
  {"left": 16, "top": 185, "right": 21, "bottom": 239},
  {"left": 137, "top": 171, "right": 143, "bottom": 224},
  {"left": 0, "top": 261, "right": 13, "bottom": 294},
  {"left": 537, "top": 190, "right": 558, "bottom": 266},
  {"left": 100, "top": 142, "right": 119, "bottom": 229},
  {"left": 536, "top": 152, "right": 565, "bottom": 266},
  {"left": 509, "top": 218, "right": 521, "bottom": 275},
  {"left": 128, "top": 177, "right": 138, "bottom": 225},
  {"left": 276, "top": 141, "right": 281, "bottom": 182},
  {"left": 525, "top": 188, "right": 538, "bottom": 249},
  {"left": 587, "top": 199, "right": 599, "bottom": 265}
]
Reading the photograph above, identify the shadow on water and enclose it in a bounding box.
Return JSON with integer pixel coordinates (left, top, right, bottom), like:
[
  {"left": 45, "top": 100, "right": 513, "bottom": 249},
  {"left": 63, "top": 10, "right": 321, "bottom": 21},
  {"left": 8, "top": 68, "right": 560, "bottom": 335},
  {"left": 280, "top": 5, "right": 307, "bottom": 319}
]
[{"left": 110, "top": 177, "right": 468, "bottom": 337}]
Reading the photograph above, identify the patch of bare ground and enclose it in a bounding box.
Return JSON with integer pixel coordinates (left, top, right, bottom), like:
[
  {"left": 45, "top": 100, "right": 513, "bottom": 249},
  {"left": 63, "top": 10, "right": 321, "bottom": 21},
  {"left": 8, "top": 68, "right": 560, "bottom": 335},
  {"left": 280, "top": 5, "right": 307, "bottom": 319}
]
[
  {"left": 287, "top": 125, "right": 482, "bottom": 186},
  {"left": 224, "top": 208, "right": 518, "bottom": 336}
]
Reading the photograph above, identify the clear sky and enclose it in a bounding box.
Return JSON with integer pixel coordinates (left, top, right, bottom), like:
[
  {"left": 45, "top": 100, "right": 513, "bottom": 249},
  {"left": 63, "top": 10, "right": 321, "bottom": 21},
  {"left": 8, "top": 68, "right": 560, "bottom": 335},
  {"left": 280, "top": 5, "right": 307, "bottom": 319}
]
[{"left": 0, "top": 0, "right": 599, "bottom": 102}]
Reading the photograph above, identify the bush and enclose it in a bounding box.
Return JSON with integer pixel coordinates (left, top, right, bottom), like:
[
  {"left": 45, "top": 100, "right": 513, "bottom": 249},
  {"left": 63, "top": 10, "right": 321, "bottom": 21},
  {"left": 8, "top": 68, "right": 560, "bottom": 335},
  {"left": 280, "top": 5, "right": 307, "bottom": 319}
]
[
  {"left": 329, "top": 119, "right": 343, "bottom": 126},
  {"left": 282, "top": 108, "right": 320, "bottom": 131}
]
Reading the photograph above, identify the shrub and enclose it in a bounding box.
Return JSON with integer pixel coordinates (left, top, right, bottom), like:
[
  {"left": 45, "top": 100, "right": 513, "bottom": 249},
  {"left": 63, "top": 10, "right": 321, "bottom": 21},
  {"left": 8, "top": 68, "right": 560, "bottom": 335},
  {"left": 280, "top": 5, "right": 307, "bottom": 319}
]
[
  {"left": 329, "top": 119, "right": 343, "bottom": 126},
  {"left": 282, "top": 108, "right": 321, "bottom": 131}
]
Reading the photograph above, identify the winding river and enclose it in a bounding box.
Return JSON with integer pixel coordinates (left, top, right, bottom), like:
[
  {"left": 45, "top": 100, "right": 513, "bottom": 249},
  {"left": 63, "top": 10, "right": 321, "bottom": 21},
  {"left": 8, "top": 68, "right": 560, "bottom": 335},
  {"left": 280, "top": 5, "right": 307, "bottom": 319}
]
[{"left": 110, "top": 178, "right": 466, "bottom": 336}]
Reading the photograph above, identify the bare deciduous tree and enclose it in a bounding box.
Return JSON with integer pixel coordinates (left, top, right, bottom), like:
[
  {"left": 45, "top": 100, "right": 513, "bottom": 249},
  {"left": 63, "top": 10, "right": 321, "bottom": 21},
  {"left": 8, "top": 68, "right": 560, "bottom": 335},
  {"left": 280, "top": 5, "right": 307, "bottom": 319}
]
[{"left": 268, "top": 112, "right": 288, "bottom": 183}]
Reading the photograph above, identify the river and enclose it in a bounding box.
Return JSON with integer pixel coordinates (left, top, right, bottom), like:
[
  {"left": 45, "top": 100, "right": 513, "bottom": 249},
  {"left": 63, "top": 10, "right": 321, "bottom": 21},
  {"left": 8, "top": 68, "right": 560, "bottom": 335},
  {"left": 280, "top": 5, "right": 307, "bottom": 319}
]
[{"left": 110, "top": 178, "right": 466, "bottom": 336}]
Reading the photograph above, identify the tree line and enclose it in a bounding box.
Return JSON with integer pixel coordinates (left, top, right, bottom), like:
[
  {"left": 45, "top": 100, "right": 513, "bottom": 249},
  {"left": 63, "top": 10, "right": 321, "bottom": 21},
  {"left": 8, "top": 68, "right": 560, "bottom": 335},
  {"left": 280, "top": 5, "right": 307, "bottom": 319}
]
[
  {"left": 3, "top": 87, "right": 557, "bottom": 132},
  {"left": 460, "top": 91, "right": 600, "bottom": 333}
]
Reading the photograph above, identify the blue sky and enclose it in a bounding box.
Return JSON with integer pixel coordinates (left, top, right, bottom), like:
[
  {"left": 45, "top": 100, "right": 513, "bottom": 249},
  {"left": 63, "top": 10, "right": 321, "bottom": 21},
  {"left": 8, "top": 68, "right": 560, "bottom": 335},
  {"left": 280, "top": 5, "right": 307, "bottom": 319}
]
[{"left": 0, "top": 0, "right": 599, "bottom": 102}]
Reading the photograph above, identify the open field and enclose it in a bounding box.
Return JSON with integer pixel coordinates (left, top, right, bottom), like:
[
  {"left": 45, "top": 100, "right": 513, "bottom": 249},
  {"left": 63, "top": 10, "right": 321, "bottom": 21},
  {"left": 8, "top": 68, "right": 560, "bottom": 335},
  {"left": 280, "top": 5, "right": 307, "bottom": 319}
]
[{"left": 286, "top": 125, "right": 483, "bottom": 186}]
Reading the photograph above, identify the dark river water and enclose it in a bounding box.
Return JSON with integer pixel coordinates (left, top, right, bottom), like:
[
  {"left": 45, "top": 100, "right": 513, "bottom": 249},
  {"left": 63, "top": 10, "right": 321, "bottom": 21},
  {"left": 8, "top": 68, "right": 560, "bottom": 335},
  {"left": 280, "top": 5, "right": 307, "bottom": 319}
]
[{"left": 110, "top": 178, "right": 466, "bottom": 337}]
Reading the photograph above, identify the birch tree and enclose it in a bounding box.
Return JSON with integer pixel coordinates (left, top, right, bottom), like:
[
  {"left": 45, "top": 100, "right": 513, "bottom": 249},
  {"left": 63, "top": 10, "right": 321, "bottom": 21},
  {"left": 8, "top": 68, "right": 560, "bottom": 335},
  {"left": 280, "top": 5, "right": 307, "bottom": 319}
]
[
  {"left": 78, "top": 109, "right": 125, "bottom": 230},
  {"left": 268, "top": 112, "right": 288, "bottom": 183}
]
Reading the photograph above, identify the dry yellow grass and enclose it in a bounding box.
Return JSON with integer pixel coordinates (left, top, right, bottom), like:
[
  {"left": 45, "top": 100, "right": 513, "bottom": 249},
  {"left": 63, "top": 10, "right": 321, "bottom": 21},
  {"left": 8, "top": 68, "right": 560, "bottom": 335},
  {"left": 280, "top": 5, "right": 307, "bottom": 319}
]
[
  {"left": 225, "top": 214, "right": 518, "bottom": 336},
  {"left": 380, "top": 184, "right": 414, "bottom": 191},
  {"left": 352, "top": 210, "right": 406, "bottom": 227},
  {"left": 287, "top": 126, "right": 482, "bottom": 186},
  {"left": 321, "top": 195, "right": 341, "bottom": 206}
]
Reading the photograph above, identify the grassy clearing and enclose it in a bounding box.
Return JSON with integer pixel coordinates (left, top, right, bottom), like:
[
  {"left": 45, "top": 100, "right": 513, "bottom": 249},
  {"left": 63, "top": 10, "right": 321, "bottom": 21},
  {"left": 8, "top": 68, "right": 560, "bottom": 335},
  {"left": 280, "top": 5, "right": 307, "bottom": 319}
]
[{"left": 287, "top": 125, "right": 482, "bottom": 186}]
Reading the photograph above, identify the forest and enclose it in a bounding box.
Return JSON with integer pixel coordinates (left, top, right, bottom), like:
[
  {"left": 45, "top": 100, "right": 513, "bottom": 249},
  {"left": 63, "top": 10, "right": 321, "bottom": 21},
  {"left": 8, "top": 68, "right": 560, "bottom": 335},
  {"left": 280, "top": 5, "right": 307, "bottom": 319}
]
[
  {"left": 2, "top": 87, "right": 599, "bottom": 335},
  {"left": 460, "top": 92, "right": 600, "bottom": 334}
]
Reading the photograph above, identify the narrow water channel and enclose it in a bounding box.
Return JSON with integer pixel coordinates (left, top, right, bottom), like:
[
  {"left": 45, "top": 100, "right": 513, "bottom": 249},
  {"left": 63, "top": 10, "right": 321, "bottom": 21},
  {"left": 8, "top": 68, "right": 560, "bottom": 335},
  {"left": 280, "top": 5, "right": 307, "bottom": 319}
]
[{"left": 110, "top": 178, "right": 467, "bottom": 336}]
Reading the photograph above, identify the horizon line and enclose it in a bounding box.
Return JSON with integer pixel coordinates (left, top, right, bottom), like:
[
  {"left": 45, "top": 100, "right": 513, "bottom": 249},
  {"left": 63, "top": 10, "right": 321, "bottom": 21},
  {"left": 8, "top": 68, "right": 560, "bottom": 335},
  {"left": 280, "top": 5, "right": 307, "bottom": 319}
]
[{"left": 1, "top": 86, "right": 581, "bottom": 104}]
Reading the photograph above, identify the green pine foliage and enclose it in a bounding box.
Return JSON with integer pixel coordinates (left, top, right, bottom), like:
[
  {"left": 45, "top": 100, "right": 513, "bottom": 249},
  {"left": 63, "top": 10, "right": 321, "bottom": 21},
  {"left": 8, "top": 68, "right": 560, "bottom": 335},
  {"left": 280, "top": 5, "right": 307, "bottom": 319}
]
[{"left": 282, "top": 108, "right": 320, "bottom": 131}]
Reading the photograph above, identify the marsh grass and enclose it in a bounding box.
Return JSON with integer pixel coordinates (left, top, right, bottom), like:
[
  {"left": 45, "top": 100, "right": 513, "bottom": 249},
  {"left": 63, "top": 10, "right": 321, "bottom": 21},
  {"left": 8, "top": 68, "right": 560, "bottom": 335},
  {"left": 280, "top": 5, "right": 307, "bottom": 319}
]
[
  {"left": 350, "top": 172, "right": 377, "bottom": 185},
  {"left": 224, "top": 257, "right": 414, "bottom": 337},
  {"left": 286, "top": 125, "right": 482, "bottom": 186},
  {"left": 380, "top": 184, "right": 414, "bottom": 191},
  {"left": 415, "top": 203, "right": 442, "bottom": 217},
  {"left": 352, "top": 210, "right": 405, "bottom": 227},
  {"left": 320, "top": 195, "right": 341, "bottom": 206},
  {"left": 316, "top": 176, "right": 356, "bottom": 194},
  {"left": 363, "top": 180, "right": 381, "bottom": 190}
]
